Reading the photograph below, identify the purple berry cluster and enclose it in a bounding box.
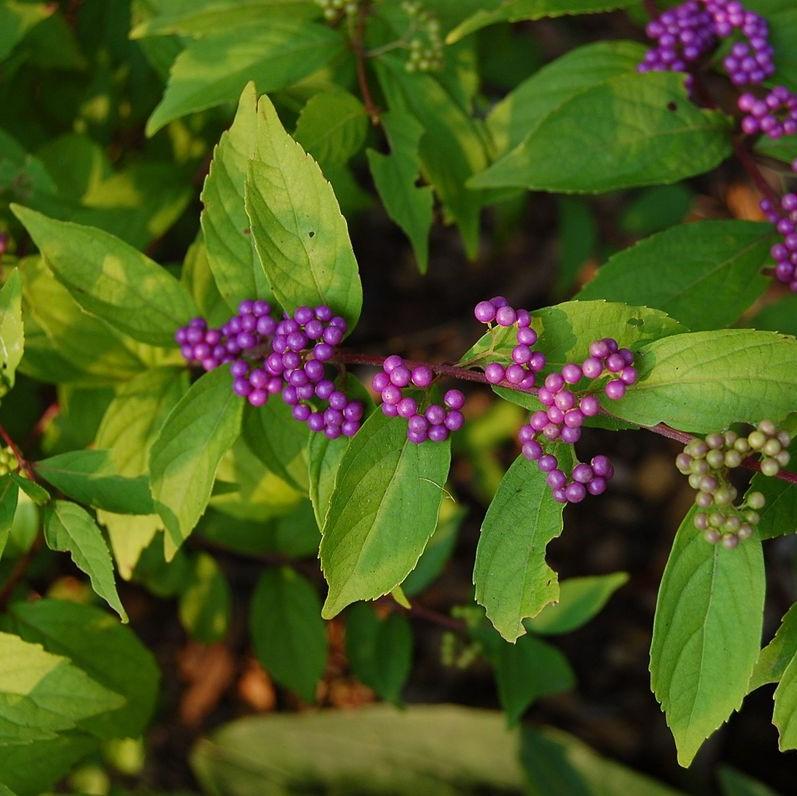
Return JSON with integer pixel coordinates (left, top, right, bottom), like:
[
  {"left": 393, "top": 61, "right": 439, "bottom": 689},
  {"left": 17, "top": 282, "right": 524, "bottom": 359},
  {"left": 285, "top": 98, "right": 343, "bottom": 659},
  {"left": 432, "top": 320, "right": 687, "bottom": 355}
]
[
  {"left": 639, "top": 0, "right": 775, "bottom": 87},
  {"left": 739, "top": 87, "right": 797, "bottom": 144},
  {"left": 473, "top": 296, "right": 545, "bottom": 389},
  {"left": 761, "top": 194, "right": 797, "bottom": 292},
  {"left": 518, "top": 338, "right": 637, "bottom": 504},
  {"left": 675, "top": 421, "right": 791, "bottom": 547},
  {"left": 639, "top": 1, "right": 717, "bottom": 78},
  {"left": 176, "top": 301, "right": 365, "bottom": 440},
  {"left": 175, "top": 299, "right": 276, "bottom": 372},
  {"left": 372, "top": 356, "right": 465, "bottom": 444}
]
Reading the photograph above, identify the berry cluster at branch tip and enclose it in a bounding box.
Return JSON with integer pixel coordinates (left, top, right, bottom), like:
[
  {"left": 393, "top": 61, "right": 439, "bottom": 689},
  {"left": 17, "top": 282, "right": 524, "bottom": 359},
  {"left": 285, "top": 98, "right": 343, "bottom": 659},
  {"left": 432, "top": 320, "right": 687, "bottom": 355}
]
[
  {"left": 372, "top": 356, "right": 464, "bottom": 444},
  {"left": 676, "top": 420, "right": 792, "bottom": 547},
  {"left": 176, "top": 301, "right": 365, "bottom": 440},
  {"left": 315, "top": 0, "right": 359, "bottom": 22},
  {"left": 0, "top": 446, "right": 19, "bottom": 476},
  {"left": 475, "top": 297, "right": 637, "bottom": 504},
  {"left": 402, "top": 1, "right": 443, "bottom": 73},
  {"left": 761, "top": 194, "right": 797, "bottom": 292}
]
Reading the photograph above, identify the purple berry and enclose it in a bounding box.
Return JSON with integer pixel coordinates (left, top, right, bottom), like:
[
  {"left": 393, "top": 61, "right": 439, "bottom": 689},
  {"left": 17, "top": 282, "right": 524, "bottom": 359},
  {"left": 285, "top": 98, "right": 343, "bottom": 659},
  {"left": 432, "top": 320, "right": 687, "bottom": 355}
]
[
  {"left": 484, "top": 363, "right": 506, "bottom": 384},
  {"left": 444, "top": 389, "right": 465, "bottom": 410},
  {"left": 411, "top": 366, "right": 433, "bottom": 388},
  {"left": 474, "top": 301, "right": 496, "bottom": 323}
]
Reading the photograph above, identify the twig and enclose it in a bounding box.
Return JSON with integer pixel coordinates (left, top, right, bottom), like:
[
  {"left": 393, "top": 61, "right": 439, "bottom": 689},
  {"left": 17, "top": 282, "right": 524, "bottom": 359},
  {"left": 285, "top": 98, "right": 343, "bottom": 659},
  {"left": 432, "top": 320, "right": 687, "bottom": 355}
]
[
  {"left": 733, "top": 137, "right": 781, "bottom": 207},
  {"left": 0, "top": 534, "right": 43, "bottom": 610},
  {"left": 0, "top": 425, "right": 36, "bottom": 481},
  {"left": 351, "top": 1, "right": 380, "bottom": 125},
  {"left": 331, "top": 350, "right": 797, "bottom": 486}
]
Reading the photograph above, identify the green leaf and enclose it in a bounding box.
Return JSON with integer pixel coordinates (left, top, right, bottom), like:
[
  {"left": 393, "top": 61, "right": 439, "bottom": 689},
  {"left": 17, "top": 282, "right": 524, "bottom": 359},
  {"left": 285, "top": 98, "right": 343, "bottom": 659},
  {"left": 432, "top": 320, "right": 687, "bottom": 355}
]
[
  {"left": 9, "top": 599, "right": 159, "bottom": 739},
  {"left": 470, "top": 73, "right": 732, "bottom": 193},
  {"left": 0, "top": 270, "right": 23, "bottom": 394},
  {"left": 307, "top": 431, "right": 349, "bottom": 529},
  {"left": 461, "top": 300, "right": 685, "bottom": 372},
  {"left": 131, "top": 0, "right": 319, "bottom": 38},
  {"left": 492, "top": 635, "right": 575, "bottom": 724},
  {"left": 773, "top": 655, "right": 797, "bottom": 750},
  {"left": 43, "top": 500, "right": 127, "bottom": 621},
  {"left": 249, "top": 566, "right": 327, "bottom": 702},
  {"left": 9, "top": 471, "right": 49, "bottom": 505},
  {"left": 200, "top": 83, "right": 270, "bottom": 311},
  {"left": 0, "top": 475, "right": 18, "bottom": 561},
  {"left": 0, "top": 631, "right": 123, "bottom": 744},
  {"left": 146, "top": 20, "right": 344, "bottom": 135},
  {"left": 556, "top": 198, "right": 597, "bottom": 296},
  {"left": 11, "top": 205, "right": 197, "bottom": 347},
  {"left": 191, "top": 705, "right": 526, "bottom": 794},
  {"left": 447, "top": 0, "right": 639, "bottom": 43},
  {"left": 610, "top": 330, "right": 797, "bottom": 433},
  {"left": 521, "top": 724, "right": 685, "bottom": 796},
  {"left": 35, "top": 450, "right": 154, "bottom": 515},
  {"left": 320, "top": 411, "right": 451, "bottom": 618},
  {"left": 473, "top": 452, "right": 570, "bottom": 642},
  {"left": 0, "top": 0, "right": 53, "bottom": 60},
  {"left": 374, "top": 57, "right": 489, "bottom": 259},
  {"left": 750, "top": 603, "right": 797, "bottom": 690},
  {"left": 578, "top": 221, "right": 773, "bottom": 331},
  {"left": 179, "top": 552, "right": 232, "bottom": 644},
  {"left": 345, "top": 603, "right": 412, "bottom": 703},
  {"left": 150, "top": 367, "right": 243, "bottom": 560},
  {"left": 744, "top": 440, "right": 797, "bottom": 540},
  {"left": 620, "top": 184, "right": 695, "bottom": 237},
  {"left": 523, "top": 572, "right": 628, "bottom": 635},
  {"left": 244, "top": 93, "right": 362, "bottom": 329},
  {"left": 241, "top": 399, "right": 309, "bottom": 494},
  {"left": 718, "top": 766, "right": 779, "bottom": 796},
  {"left": 650, "top": 509, "right": 765, "bottom": 766},
  {"left": 295, "top": 89, "right": 368, "bottom": 168},
  {"left": 367, "top": 111, "right": 434, "bottom": 274},
  {"left": 402, "top": 502, "right": 464, "bottom": 596},
  {"left": 486, "top": 40, "right": 645, "bottom": 154},
  {"left": 751, "top": 295, "right": 797, "bottom": 336}
]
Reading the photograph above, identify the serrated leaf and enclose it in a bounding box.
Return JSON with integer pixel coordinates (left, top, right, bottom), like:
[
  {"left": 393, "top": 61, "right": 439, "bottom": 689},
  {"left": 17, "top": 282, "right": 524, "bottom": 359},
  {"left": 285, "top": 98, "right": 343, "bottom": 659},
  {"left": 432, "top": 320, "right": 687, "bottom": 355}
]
[
  {"left": 0, "top": 270, "right": 23, "bottom": 394},
  {"left": 367, "top": 111, "right": 434, "bottom": 274},
  {"left": 150, "top": 367, "right": 243, "bottom": 560},
  {"left": 0, "top": 631, "right": 124, "bottom": 744},
  {"left": 345, "top": 603, "right": 412, "bottom": 703},
  {"left": 241, "top": 399, "right": 309, "bottom": 494},
  {"left": 179, "top": 552, "right": 232, "bottom": 644},
  {"left": 200, "top": 83, "right": 270, "bottom": 310},
  {"left": 9, "top": 471, "right": 49, "bottom": 505},
  {"left": 250, "top": 566, "right": 327, "bottom": 702},
  {"left": 474, "top": 452, "right": 570, "bottom": 642},
  {"left": 447, "top": 0, "right": 639, "bottom": 43},
  {"left": 43, "top": 500, "right": 127, "bottom": 621},
  {"left": 470, "top": 73, "right": 732, "bottom": 193},
  {"left": 486, "top": 40, "right": 645, "bottom": 153},
  {"left": 650, "top": 509, "right": 765, "bottom": 767},
  {"left": 320, "top": 411, "right": 451, "bottom": 618},
  {"left": 146, "top": 20, "right": 344, "bottom": 135},
  {"left": 35, "top": 450, "right": 154, "bottom": 515},
  {"left": 374, "top": 57, "right": 489, "bottom": 259},
  {"left": 750, "top": 603, "right": 797, "bottom": 691},
  {"left": 244, "top": 93, "right": 362, "bottom": 329},
  {"left": 462, "top": 299, "right": 684, "bottom": 373},
  {"left": 11, "top": 205, "right": 197, "bottom": 346},
  {"left": 491, "top": 635, "right": 575, "bottom": 725},
  {"left": 307, "top": 431, "right": 348, "bottom": 529},
  {"left": 295, "top": 89, "right": 368, "bottom": 168},
  {"left": 523, "top": 572, "right": 628, "bottom": 635},
  {"left": 0, "top": 475, "right": 18, "bottom": 561},
  {"left": 773, "top": 654, "right": 797, "bottom": 750},
  {"left": 610, "top": 330, "right": 797, "bottom": 433},
  {"left": 9, "top": 599, "right": 159, "bottom": 739},
  {"left": 579, "top": 221, "right": 773, "bottom": 331}
]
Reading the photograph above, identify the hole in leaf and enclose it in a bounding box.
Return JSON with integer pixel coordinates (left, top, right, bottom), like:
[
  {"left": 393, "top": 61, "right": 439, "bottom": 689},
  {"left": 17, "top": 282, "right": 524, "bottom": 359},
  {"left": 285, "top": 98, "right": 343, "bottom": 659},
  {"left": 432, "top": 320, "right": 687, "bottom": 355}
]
[
  {"left": 308, "top": 231, "right": 315, "bottom": 238},
  {"left": 667, "top": 101, "right": 677, "bottom": 111}
]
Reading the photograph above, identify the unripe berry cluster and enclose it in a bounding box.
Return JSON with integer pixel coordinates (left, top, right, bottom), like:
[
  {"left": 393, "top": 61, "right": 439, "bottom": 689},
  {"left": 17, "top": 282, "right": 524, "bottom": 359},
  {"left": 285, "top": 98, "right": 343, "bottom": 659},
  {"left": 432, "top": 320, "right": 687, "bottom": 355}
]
[
  {"left": 372, "top": 356, "right": 465, "bottom": 444},
  {"left": 760, "top": 194, "right": 797, "bottom": 292},
  {"left": 177, "top": 301, "right": 365, "bottom": 440},
  {"left": 0, "top": 446, "right": 19, "bottom": 476},
  {"left": 401, "top": 1, "right": 443, "bottom": 73},
  {"left": 676, "top": 420, "right": 791, "bottom": 547},
  {"left": 640, "top": 0, "right": 775, "bottom": 87},
  {"left": 315, "top": 0, "right": 359, "bottom": 22}
]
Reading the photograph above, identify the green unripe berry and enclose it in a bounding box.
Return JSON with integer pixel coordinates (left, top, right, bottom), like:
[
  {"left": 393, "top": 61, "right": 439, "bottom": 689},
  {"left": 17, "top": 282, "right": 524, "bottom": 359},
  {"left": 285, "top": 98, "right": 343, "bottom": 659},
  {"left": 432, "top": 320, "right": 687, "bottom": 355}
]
[
  {"left": 724, "top": 450, "right": 742, "bottom": 468},
  {"left": 734, "top": 438, "right": 751, "bottom": 454},
  {"left": 714, "top": 487, "right": 732, "bottom": 506},
  {"left": 738, "top": 523, "right": 753, "bottom": 540},
  {"left": 704, "top": 529, "right": 721, "bottom": 544},
  {"left": 709, "top": 511, "right": 724, "bottom": 528},
  {"left": 688, "top": 473, "right": 702, "bottom": 489},
  {"left": 763, "top": 438, "right": 782, "bottom": 457},
  {"left": 698, "top": 475, "right": 717, "bottom": 492},
  {"left": 705, "top": 433, "right": 724, "bottom": 449},
  {"left": 748, "top": 430, "right": 766, "bottom": 450},
  {"left": 724, "top": 430, "right": 738, "bottom": 446},
  {"left": 761, "top": 457, "right": 780, "bottom": 477},
  {"left": 758, "top": 419, "right": 776, "bottom": 436},
  {"left": 695, "top": 491, "right": 713, "bottom": 508},
  {"left": 744, "top": 510, "right": 760, "bottom": 525},
  {"left": 777, "top": 430, "right": 791, "bottom": 447},
  {"left": 722, "top": 533, "right": 739, "bottom": 549},
  {"left": 706, "top": 449, "right": 725, "bottom": 469},
  {"left": 694, "top": 512, "right": 709, "bottom": 530},
  {"left": 777, "top": 450, "right": 790, "bottom": 467},
  {"left": 686, "top": 440, "right": 708, "bottom": 458},
  {"left": 676, "top": 453, "right": 692, "bottom": 474},
  {"left": 747, "top": 491, "right": 766, "bottom": 510},
  {"left": 723, "top": 515, "right": 741, "bottom": 532}
]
